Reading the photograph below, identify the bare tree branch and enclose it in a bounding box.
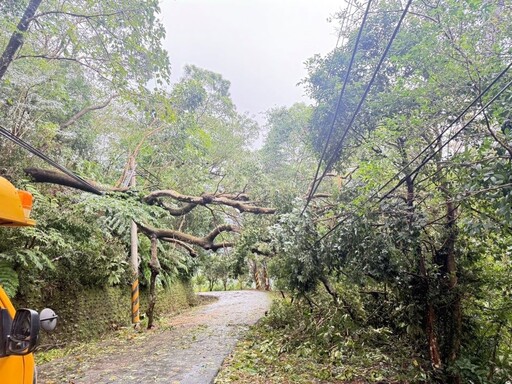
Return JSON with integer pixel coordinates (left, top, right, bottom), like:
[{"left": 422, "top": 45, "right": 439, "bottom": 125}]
[
  {"left": 136, "top": 222, "right": 239, "bottom": 251},
  {"left": 151, "top": 200, "right": 198, "bottom": 216},
  {"left": 14, "top": 54, "right": 112, "bottom": 82},
  {"left": 31, "top": 10, "right": 129, "bottom": 21},
  {"left": 164, "top": 239, "right": 198, "bottom": 258},
  {"left": 60, "top": 95, "right": 116, "bottom": 129},
  {"left": 144, "top": 190, "right": 275, "bottom": 214}
]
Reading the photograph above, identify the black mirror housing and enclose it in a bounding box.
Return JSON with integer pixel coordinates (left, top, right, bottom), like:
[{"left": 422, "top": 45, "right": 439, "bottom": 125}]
[{"left": 8, "top": 309, "right": 40, "bottom": 355}]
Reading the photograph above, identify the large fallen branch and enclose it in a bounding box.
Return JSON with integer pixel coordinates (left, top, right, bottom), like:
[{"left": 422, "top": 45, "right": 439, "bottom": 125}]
[
  {"left": 136, "top": 222, "right": 239, "bottom": 251},
  {"left": 24, "top": 168, "right": 276, "bottom": 215},
  {"left": 24, "top": 167, "right": 115, "bottom": 194},
  {"left": 25, "top": 167, "right": 275, "bottom": 252},
  {"left": 144, "top": 189, "right": 276, "bottom": 214}
]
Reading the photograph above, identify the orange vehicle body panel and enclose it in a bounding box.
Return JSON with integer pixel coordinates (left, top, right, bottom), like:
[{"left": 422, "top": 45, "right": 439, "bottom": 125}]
[
  {"left": 0, "top": 176, "right": 36, "bottom": 383},
  {"left": 0, "top": 177, "right": 35, "bottom": 227},
  {"left": 0, "top": 287, "right": 34, "bottom": 384}
]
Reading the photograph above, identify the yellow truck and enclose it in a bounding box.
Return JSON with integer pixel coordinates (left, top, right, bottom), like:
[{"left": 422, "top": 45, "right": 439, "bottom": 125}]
[{"left": 0, "top": 176, "right": 57, "bottom": 384}]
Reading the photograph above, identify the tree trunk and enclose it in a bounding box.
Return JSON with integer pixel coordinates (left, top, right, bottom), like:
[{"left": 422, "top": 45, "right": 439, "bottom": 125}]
[
  {"left": 261, "top": 261, "right": 270, "bottom": 291},
  {"left": 147, "top": 235, "right": 161, "bottom": 329},
  {"left": 251, "top": 260, "right": 261, "bottom": 290},
  {"left": 0, "top": 0, "right": 42, "bottom": 81},
  {"left": 440, "top": 197, "right": 462, "bottom": 384},
  {"left": 434, "top": 138, "right": 461, "bottom": 383},
  {"left": 417, "top": 208, "right": 442, "bottom": 370},
  {"left": 319, "top": 274, "right": 338, "bottom": 300},
  {"left": 399, "top": 139, "right": 442, "bottom": 369}
]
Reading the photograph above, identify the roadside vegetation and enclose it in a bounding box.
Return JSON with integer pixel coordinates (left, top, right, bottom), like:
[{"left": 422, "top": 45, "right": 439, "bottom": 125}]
[
  {"left": 0, "top": 1, "right": 511, "bottom": 383},
  {"left": 218, "top": 290, "right": 510, "bottom": 384},
  {"left": 221, "top": 1, "right": 512, "bottom": 382},
  {"left": 216, "top": 295, "right": 425, "bottom": 384}
]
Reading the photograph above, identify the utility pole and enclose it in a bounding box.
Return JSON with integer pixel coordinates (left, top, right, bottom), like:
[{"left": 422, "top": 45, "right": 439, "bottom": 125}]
[{"left": 123, "top": 156, "right": 140, "bottom": 329}]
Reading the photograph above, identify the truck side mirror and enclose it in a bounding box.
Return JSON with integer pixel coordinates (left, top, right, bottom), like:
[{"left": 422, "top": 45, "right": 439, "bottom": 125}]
[{"left": 8, "top": 309, "right": 40, "bottom": 355}]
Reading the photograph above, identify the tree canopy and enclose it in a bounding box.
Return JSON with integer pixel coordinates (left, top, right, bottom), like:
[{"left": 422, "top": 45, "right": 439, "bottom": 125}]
[{"left": 0, "top": 0, "right": 511, "bottom": 382}]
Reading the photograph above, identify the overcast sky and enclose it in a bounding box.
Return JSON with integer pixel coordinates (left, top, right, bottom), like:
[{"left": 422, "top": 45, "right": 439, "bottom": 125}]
[{"left": 160, "top": 0, "right": 345, "bottom": 123}]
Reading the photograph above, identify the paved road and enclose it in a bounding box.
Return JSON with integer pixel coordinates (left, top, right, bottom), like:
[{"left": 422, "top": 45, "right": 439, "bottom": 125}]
[{"left": 38, "top": 290, "right": 271, "bottom": 384}]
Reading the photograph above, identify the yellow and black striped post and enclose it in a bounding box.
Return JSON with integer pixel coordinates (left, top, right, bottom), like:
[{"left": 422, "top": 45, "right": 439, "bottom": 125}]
[
  {"left": 131, "top": 277, "right": 140, "bottom": 324},
  {"left": 128, "top": 157, "right": 140, "bottom": 328}
]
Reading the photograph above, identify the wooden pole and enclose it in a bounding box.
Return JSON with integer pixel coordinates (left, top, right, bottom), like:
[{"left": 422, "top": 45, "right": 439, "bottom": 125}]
[{"left": 128, "top": 157, "right": 140, "bottom": 328}]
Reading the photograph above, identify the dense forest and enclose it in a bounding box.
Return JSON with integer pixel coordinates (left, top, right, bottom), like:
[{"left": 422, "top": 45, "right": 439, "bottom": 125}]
[{"left": 1, "top": 0, "right": 511, "bottom": 383}]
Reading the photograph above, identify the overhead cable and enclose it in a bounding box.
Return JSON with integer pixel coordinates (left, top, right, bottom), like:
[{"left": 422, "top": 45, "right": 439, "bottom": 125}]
[
  {"left": 305, "top": 0, "right": 413, "bottom": 211},
  {"left": 303, "top": 0, "right": 373, "bottom": 215},
  {"left": 0, "top": 125, "right": 103, "bottom": 195},
  {"left": 317, "top": 72, "right": 512, "bottom": 243},
  {"left": 375, "top": 76, "right": 512, "bottom": 204},
  {"left": 369, "top": 60, "right": 512, "bottom": 203}
]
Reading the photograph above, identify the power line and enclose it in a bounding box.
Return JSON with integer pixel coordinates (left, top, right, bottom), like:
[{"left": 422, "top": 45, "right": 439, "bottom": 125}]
[
  {"left": 305, "top": 0, "right": 413, "bottom": 211},
  {"left": 326, "top": 0, "right": 358, "bottom": 77},
  {"left": 301, "top": 1, "right": 358, "bottom": 167},
  {"left": 316, "top": 71, "right": 512, "bottom": 243},
  {"left": 368, "top": 60, "right": 512, "bottom": 203},
  {"left": 375, "top": 76, "right": 512, "bottom": 204},
  {"left": 317, "top": 0, "right": 414, "bottom": 187},
  {"left": 0, "top": 125, "right": 103, "bottom": 195},
  {"left": 303, "top": 0, "right": 373, "bottom": 215},
  {"left": 280, "top": 1, "right": 357, "bottom": 212}
]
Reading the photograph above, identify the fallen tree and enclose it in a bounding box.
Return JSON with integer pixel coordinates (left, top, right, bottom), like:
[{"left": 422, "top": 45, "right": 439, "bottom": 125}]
[{"left": 24, "top": 166, "right": 276, "bottom": 327}]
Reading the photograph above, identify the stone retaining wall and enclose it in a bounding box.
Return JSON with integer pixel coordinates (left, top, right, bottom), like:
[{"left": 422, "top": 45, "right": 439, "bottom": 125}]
[{"left": 14, "top": 279, "right": 195, "bottom": 346}]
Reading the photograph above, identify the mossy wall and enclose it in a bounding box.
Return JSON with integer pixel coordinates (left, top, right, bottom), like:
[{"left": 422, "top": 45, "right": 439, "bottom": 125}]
[{"left": 13, "top": 279, "right": 195, "bottom": 346}]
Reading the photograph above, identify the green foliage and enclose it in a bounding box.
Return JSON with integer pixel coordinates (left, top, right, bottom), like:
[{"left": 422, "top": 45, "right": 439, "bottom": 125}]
[
  {"left": 256, "top": 1, "right": 512, "bottom": 382},
  {"left": 0, "top": 260, "right": 19, "bottom": 297},
  {"left": 7, "top": 0, "right": 169, "bottom": 89},
  {"left": 1, "top": 0, "right": 511, "bottom": 380},
  {"left": 162, "top": 65, "right": 260, "bottom": 194},
  {"left": 217, "top": 296, "right": 429, "bottom": 384},
  {"left": 198, "top": 251, "right": 236, "bottom": 291},
  {"left": 269, "top": 207, "right": 324, "bottom": 293}
]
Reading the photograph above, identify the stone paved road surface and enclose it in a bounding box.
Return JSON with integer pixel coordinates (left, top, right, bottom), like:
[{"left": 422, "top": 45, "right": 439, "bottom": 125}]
[{"left": 38, "top": 290, "right": 271, "bottom": 384}]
